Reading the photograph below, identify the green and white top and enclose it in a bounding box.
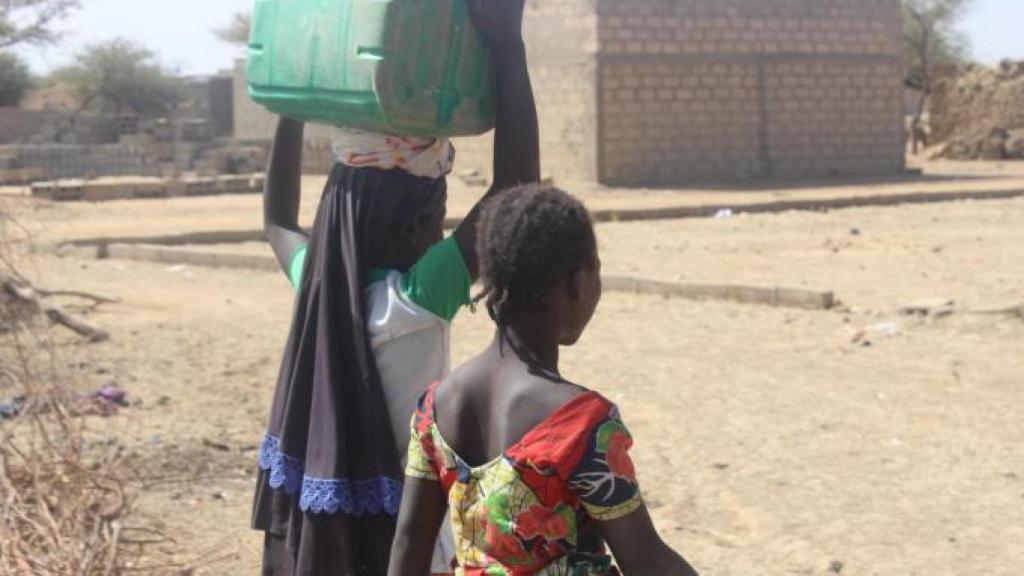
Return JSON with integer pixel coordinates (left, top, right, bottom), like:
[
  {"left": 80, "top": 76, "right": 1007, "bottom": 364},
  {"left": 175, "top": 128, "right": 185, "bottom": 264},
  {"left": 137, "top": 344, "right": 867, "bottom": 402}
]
[
  {"left": 287, "top": 235, "right": 471, "bottom": 453},
  {"left": 288, "top": 236, "right": 469, "bottom": 571},
  {"left": 288, "top": 235, "right": 470, "bottom": 323}
]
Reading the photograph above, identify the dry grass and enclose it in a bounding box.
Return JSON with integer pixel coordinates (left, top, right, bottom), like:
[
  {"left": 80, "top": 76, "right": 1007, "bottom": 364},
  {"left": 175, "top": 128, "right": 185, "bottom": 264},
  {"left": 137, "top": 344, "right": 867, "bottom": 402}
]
[{"left": 0, "top": 211, "right": 176, "bottom": 575}]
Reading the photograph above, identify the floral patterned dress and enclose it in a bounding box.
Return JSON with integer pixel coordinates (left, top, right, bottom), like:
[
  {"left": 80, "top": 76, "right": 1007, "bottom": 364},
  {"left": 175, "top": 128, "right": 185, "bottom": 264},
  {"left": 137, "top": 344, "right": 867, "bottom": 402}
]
[{"left": 406, "top": 383, "right": 643, "bottom": 575}]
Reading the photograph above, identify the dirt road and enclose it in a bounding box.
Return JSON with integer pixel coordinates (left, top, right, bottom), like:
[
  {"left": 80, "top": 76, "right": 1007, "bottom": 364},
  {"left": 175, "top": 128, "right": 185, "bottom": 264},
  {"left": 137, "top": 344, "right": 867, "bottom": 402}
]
[{"left": 3, "top": 190, "right": 1022, "bottom": 575}]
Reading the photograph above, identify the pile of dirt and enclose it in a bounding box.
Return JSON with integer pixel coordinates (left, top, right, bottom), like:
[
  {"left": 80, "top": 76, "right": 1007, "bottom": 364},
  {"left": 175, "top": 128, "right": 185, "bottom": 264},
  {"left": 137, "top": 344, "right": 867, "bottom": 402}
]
[{"left": 930, "top": 61, "right": 1024, "bottom": 160}]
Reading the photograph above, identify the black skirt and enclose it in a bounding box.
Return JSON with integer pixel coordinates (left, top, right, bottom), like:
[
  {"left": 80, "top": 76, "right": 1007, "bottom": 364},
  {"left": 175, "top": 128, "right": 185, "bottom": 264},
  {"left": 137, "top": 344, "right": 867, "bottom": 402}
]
[{"left": 252, "top": 164, "right": 447, "bottom": 576}]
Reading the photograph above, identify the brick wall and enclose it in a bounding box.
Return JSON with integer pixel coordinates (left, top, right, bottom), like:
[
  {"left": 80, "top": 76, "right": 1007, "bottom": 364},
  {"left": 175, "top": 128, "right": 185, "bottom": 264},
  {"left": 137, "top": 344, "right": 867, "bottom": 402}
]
[
  {"left": 454, "top": 0, "right": 599, "bottom": 182},
  {"left": 596, "top": 0, "right": 902, "bottom": 58},
  {"left": 1, "top": 144, "right": 152, "bottom": 179},
  {"left": 595, "top": 0, "right": 905, "bottom": 185},
  {"left": 600, "top": 60, "right": 764, "bottom": 183},
  {"left": 763, "top": 58, "right": 905, "bottom": 178}
]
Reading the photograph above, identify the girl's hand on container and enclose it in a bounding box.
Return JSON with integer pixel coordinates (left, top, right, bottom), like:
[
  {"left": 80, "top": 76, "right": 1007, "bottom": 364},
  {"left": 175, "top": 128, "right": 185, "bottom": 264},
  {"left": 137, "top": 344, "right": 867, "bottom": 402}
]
[{"left": 467, "top": 0, "right": 526, "bottom": 50}]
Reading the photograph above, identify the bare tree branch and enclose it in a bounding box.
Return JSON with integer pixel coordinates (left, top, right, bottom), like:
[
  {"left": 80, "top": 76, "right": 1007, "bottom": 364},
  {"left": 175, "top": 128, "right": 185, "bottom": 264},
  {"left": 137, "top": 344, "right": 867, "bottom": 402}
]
[
  {"left": 0, "top": 0, "right": 80, "bottom": 49},
  {"left": 214, "top": 11, "right": 250, "bottom": 47}
]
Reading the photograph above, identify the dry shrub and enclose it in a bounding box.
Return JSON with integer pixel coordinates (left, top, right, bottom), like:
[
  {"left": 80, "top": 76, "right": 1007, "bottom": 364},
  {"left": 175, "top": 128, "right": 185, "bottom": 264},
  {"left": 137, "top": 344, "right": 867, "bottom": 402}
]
[
  {"left": 0, "top": 337, "right": 134, "bottom": 574},
  {"left": 0, "top": 210, "right": 173, "bottom": 575},
  {"left": 0, "top": 212, "right": 32, "bottom": 332}
]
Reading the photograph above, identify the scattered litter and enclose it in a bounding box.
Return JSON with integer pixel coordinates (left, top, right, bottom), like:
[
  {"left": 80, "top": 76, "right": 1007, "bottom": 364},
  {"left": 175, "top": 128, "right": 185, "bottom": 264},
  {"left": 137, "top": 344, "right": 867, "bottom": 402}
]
[
  {"left": 166, "top": 264, "right": 188, "bottom": 273},
  {"left": 851, "top": 321, "right": 900, "bottom": 345},
  {"left": 94, "top": 383, "right": 128, "bottom": 406},
  {"left": 0, "top": 383, "right": 130, "bottom": 420},
  {"left": 713, "top": 208, "right": 734, "bottom": 219},
  {"left": 0, "top": 397, "right": 28, "bottom": 420},
  {"left": 869, "top": 322, "right": 899, "bottom": 336}
]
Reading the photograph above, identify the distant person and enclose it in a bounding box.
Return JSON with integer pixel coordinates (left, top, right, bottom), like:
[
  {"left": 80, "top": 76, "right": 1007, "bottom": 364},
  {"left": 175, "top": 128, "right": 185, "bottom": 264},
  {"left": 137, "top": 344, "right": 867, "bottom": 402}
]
[
  {"left": 251, "top": 0, "right": 540, "bottom": 573},
  {"left": 387, "top": 185, "right": 700, "bottom": 576},
  {"left": 911, "top": 116, "right": 929, "bottom": 154}
]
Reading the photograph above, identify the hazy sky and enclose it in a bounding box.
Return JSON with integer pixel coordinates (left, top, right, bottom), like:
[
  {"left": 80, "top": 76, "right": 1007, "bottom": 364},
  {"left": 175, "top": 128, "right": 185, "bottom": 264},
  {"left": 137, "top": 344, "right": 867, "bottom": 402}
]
[
  {"left": 961, "top": 0, "right": 1024, "bottom": 64},
  {"left": 14, "top": 0, "right": 1024, "bottom": 76}
]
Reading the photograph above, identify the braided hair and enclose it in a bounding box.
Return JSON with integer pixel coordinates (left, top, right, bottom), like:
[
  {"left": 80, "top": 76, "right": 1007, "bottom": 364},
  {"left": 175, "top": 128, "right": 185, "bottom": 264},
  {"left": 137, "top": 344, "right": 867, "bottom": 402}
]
[{"left": 476, "top": 184, "right": 597, "bottom": 330}]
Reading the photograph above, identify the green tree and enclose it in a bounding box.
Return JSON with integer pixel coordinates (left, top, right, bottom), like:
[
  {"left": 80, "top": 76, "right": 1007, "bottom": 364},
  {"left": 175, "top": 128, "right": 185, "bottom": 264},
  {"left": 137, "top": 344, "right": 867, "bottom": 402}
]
[
  {"left": 215, "top": 11, "right": 250, "bottom": 46},
  {"left": 903, "top": 0, "right": 974, "bottom": 153},
  {"left": 0, "top": 51, "right": 31, "bottom": 106},
  {"left": 0, "top": 0, "right": 80, "bottom": 49},
  {"left": 53, "top": 38, "right": 180, "bottom": 117}
]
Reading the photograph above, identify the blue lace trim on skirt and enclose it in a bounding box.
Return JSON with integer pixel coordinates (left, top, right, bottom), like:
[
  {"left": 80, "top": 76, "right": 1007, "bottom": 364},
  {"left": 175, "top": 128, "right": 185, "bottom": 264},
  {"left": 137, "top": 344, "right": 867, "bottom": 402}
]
[{"left": 259, "top": 434, "right": 403, "bottom": 516}]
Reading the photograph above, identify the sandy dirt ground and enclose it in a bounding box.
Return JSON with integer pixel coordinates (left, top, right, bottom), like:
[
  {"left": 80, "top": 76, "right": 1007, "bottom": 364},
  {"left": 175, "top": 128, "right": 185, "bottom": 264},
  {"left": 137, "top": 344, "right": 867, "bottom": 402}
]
[
  {"left": 1, "top": 173, "right": 1022, "bottom": 575},
  {"left": 598, "top": 197, "right": 1024, "bottom": 311},
  {"left": 4, "top": 166, "right": 1024, "bottom": 246}
]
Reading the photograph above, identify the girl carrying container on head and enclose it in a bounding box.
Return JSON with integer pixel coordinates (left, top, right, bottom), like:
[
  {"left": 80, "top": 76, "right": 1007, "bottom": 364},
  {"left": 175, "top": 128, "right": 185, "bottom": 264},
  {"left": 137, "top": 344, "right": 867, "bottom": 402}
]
[{"left": 251, "top": 0, "right": 539, "bottom": 574}]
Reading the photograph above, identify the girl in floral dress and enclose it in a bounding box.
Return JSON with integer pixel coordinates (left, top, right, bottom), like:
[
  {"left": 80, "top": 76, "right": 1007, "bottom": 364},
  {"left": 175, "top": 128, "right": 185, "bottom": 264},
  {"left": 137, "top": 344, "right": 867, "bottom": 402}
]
[{"left": 388, "top": 186, "right": 700, "bottom": 576}]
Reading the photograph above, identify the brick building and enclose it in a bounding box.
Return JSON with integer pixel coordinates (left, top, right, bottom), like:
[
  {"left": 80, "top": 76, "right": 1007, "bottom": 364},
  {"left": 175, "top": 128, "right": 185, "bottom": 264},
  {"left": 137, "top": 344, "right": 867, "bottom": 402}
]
[
  {"left": 235, "top": 0, "right": 906, "bottom": 185},
  {"left": 458, "top": 0, "right": 906, "bottom": 185}
]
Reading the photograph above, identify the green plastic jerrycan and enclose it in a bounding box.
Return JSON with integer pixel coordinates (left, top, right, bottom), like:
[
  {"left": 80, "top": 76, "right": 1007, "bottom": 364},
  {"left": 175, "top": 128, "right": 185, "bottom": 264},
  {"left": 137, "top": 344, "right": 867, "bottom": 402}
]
[{"left": 247, "top": 0, "right": 496, "bottom": 137}]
